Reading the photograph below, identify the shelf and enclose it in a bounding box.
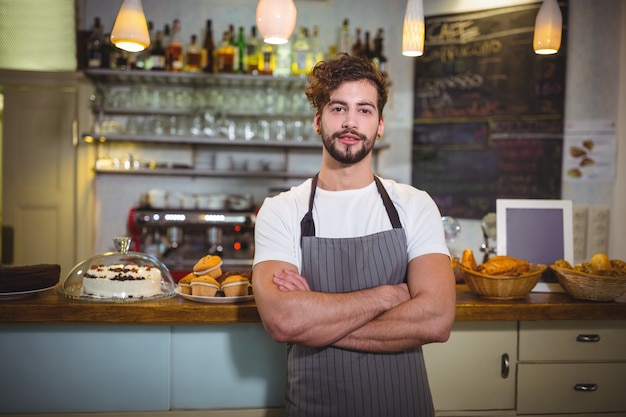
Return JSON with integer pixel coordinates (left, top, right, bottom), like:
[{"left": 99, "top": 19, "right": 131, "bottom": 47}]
[
  {"left": 84, "top": 69, "right": 309, "bottom": 90},
  {"left": 82, "top": 133, "right": 391, "bottom": 150},
  {"left": 93, "top": 166, "right": 313, "bottom": 179}
]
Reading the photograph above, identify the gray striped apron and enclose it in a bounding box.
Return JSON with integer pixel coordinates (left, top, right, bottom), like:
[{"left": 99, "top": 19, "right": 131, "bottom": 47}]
[{"left": 285, "top": 174, "right": 434, "bottom": 417}]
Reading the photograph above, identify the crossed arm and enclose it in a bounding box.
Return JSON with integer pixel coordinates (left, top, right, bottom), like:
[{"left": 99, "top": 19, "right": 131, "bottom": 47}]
[{"left": 252, "top": 252, "right": 456, "bottom": 352}]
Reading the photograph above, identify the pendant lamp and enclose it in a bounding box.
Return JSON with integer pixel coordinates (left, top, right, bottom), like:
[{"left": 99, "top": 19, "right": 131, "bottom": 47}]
[
  {"left": 256, "top": 0, "right": 297, "bottom": 44},
  {"left": 533, "top": 0, "right": 562, "bottom": 55},
  {"left": 110, "top": 0, "right": 151, "bottom": 52},
  {"left": 402, "top": 0, "right": 425, "bottom": 57}
]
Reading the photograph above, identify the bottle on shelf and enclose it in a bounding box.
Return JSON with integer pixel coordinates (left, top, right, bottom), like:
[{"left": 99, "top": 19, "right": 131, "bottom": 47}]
[
  {"left": 311, "top": 26, "right": 324, "bottom": 66},
  {"left": 338, "top": 18, "right": 351, "bottom": 54},
  {"left": 135, "top": 20, "right": 154, "bottom": 70},
  {"left": 258, "top": 43, "right": 275, "bottom": 75},
  {"left": 216, "top": 31, "right": 235, "bottom": 73},
  {"left": 236, "top": 26, "right": 246, "bottom": 73},
  {"left": 274, "top": 42, "right": 292, "bottom": 77},
  {"left": 246, "top": 26, "right": 260, "bottom": 75},
  {"left": 292, "top": 26, "right": 312, "bottom": 76},
  {"left": 228, "top": 24, "right": 239, "bottom": 73},
  {"left": 87, "top": 17, "right": 104, "bottom": 69},
  {"left": 162, "top": 23, "right": 171, "bottom": 52},
  {"left": 150, "top": 30, "right": 167, "bottom": 71},
  {"left": 202, "top": 19, "right": 215, "bottom": 73},
  {"left": 351, "top": 27, "right": 364, "bottom": 57},
  {"left": 168, "top": 19, "right": 184, "bottom": 72},
  {"left": 100, "top": 30, "right": 115, "bottom": 69},
  {"left": 373, "top": 28, "right": 388, "bottom": 77},
  {"left": 185, "top": 34, "right": 202, "bottom": 72},
  {"left": 363, "top": 30, "right": 373, "bottom": 60}
]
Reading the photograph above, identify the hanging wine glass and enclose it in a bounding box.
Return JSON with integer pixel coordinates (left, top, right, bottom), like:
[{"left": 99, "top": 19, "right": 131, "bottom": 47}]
[{"left": 441, "top": 216, "right": 462, "bottom": 258}]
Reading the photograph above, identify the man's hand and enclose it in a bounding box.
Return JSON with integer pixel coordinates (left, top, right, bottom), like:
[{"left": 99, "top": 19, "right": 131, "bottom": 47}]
[{"left": 273, "top": 269, "right": 311, "bottom": 292}]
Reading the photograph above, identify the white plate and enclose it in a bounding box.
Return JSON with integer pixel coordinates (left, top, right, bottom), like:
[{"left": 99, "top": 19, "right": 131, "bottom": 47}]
[
  {"left": 175, "top": 288, "right": 254, "bottom": 304},
  {"left": 0, "top": 284, "right": 57, "bottom": 300}
]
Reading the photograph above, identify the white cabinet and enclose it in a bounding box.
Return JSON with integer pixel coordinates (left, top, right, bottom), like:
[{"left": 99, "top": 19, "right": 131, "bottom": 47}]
[
  {"left": 423, "top": 321, "right": 518, "bottom": 414},
  {"left": 518, "top": 320, "right": 626, "bottom": 415}
]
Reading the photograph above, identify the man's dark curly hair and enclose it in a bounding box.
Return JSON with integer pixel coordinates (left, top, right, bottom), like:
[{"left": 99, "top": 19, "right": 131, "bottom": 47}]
[{"left": 305, "top": 53, "right": 388, "bottom": 118}]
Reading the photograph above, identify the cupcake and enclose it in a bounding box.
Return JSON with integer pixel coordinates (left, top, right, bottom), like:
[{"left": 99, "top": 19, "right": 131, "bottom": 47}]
[
  {"left": 177, "top": 272, "right": 195, "bottom": 295},
  {"left": 190, "top": 275, "right": 220, "bottom": 297},
  {"left": 193, "top": 255, "right": 223, "bottom": 278},
  {"left": 221, "top": 275, "right": 250, "bottom": 297}
]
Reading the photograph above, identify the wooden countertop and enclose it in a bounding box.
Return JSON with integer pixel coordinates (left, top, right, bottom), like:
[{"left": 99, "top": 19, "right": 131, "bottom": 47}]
[{"left": 1, "top": 284, "right": 625, "bottom": 325}]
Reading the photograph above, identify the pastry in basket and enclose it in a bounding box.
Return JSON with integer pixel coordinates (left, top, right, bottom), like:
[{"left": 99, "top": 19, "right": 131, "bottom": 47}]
[
  {"left": 460, "top": 249, "right": 478, "bottom": 271},
  {"left": 477, "top": 255, "right": 530, "bottom": 276},
  {"left": 193, "top": 254, "right": 222, "bottom": 278}
]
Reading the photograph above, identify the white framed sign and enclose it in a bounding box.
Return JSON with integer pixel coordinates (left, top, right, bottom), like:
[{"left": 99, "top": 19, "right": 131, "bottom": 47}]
[{"left": 496, "top": 199, "right": 574, "bottom": 292}]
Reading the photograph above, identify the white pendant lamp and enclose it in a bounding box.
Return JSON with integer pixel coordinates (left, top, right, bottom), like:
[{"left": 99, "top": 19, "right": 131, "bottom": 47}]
[
  {"left": 256, "top": 0, "right": 297, "bottom": 45},
  {"left": 110, "top": 0, "right": 151, "bottom": 52},
  {"left": 402, "top": 0, "right": 425, "bottom": 57},
  {"left": 533, "top": 0, "right": 562, "bottom": 55}
]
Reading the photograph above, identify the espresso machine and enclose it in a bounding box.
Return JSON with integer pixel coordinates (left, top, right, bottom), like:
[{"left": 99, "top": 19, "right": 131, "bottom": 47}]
[{"left": 127, "top": 207, "right": 255, "bottom": 280}]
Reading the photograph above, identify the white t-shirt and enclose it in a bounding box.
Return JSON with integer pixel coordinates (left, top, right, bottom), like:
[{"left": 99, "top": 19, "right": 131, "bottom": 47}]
[{"left": 253, "top": 177, "right": 450, "bottom": 272}]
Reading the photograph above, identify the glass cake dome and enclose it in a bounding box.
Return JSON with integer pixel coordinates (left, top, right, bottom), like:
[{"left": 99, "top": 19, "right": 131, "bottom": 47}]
[{"left": 58, "top": 237, "right": 176, "bottom": 303}]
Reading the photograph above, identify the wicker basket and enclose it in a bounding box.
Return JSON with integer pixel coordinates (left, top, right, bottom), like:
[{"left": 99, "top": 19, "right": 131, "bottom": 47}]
[
  {"left": 459, "top": 264, "right": 547, "bottom": 300},
  {"left": 551, "top": 265, "right": 626, "bottom": 301}
]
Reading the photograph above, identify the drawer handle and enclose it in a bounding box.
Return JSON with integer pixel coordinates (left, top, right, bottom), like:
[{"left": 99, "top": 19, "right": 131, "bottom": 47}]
[
  {"left": 576, "top": 334, "right": 600, "bottom": 342},
  {"left": 574, "top": 383, "right": 598, "bottom": 392},
  {"left": 501, "top": 353, "right": 509, "bottom": 379}
]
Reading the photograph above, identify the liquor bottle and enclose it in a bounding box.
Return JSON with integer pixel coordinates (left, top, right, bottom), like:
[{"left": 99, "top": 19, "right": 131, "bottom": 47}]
[
  {"left": 374, "top": 28, "right": 388, "bottom": 77},
  {"left": 168, "top": 19, "right": 184, "bottom": 72},
  {"left": 185, "top": 34, "right": 202, "bottom": 72},
  {"left": 150, "top": 30, "right": 167, "bottom": 71},
  {"left": 351, "top": 27, "right": 364, "bottom": 57},
  {"left": 274, "top": 42, "right": 292, "bottom": 77},
  {"left": 246, "top": 26, "right": 260, "bottom": 74},
  {"left": 236, "top": 26, "right": 246, "bottom": 73},
  {"left": 311, "top": 26, "right": 324, "bottom": 65},
  {"left": 135, "top": 21, "right": 154, "bottom": 70},
  {"left": 338, "top": 18, "right": 351, "bottom": 54},
  {"left": 87, "top": 17, "right": 104, "bottom": 69},
  {"left": 163, "top": 23, "right": 171, "bottom": 52},
  {"left": 216, "top": 31, "right": 235, "bottom": 73},
  {"left": 100, "top": 30, "right": 114, "bottom": 69},
  {"left": 363, "top": 30, "right": 373, "bottom": 60},
  {"left": 229, "top": 24, "right": 239, "bottom": 72},
  {"left": 202, "top": 19, "right": 215, "bottom": 73},
  {"left": 258, "top": 43, "right": 275, "bottom": 75},
  {"left": 292, "top": 26, "right": 312, "bottom": 76}
]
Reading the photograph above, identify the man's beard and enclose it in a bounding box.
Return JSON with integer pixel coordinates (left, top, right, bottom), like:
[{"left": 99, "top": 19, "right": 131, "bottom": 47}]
[{"left": 320, "top": 128, "right": 376, "bottom": 165}]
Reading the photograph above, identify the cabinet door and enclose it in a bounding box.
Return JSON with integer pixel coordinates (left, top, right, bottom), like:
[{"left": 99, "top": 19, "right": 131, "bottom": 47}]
[
  {"left": 423, "top": 321, "right": 517, "bottom": 412},
  {"left": 519, "top": 320, "right": 626, "bottom": 361},
  {"left": 518, "top": 362, "right": 626, "bottom": 414},
  {"left": 2, "top": 76, "right": 77, "bottom": 275}
]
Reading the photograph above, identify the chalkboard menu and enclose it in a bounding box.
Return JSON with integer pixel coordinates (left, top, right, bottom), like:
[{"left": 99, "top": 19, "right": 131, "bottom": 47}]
[{"left": 412, "top": 2, "right": 568, "bottom": 219}]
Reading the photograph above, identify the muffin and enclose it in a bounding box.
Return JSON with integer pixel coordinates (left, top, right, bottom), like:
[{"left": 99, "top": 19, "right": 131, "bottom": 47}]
[
  {"left": 193, "top": 255, "right": 223, "bottom": 278},
  {"left": 177, "top": 272, "right": 195, "bottom": 295},
  {"left": 221, "top": 275, "right": 250, "bottom": 297},
  {"left": 190, "top": 275, "right": 220, "bottom": 296}
]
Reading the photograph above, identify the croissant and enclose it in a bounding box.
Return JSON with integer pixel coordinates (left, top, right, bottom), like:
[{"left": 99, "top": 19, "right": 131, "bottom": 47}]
[
  {"left": 477, "top": 255, "right": 530, "bottom": 276},
  {"left": 460, "top": 249, "right": 478, "bottom": 271}
]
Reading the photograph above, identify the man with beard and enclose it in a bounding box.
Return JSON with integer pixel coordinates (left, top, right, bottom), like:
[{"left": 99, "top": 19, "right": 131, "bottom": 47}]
[{"left": 252, "top": 54, "right": 456, "bottom": 417}]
